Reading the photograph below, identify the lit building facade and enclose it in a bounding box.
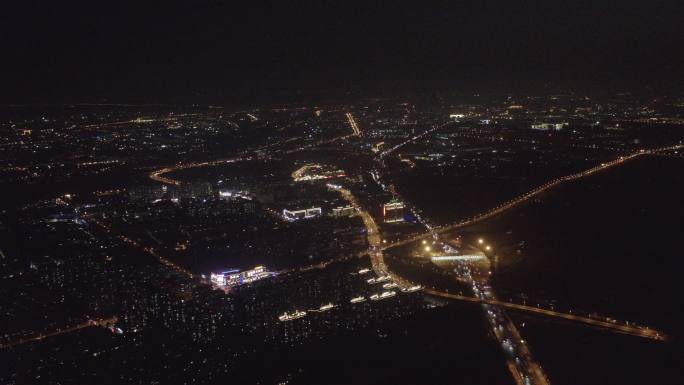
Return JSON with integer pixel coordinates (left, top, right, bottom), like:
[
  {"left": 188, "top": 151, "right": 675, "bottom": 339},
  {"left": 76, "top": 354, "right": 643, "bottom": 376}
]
[
  {"left": 210, "top": 266, "right": 275, "bottom": 287},
  {"left": 282, "top": 207, "right": 322, "bottom": 221},
  {"left": 383, "top": 201, "right": 405, "bottom": 223}
]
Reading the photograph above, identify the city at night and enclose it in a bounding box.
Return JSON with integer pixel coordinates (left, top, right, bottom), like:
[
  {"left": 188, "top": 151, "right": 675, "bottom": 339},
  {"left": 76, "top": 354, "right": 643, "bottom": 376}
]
[{"left": 1, "top": 2, "right": 683, "bottom": 385}]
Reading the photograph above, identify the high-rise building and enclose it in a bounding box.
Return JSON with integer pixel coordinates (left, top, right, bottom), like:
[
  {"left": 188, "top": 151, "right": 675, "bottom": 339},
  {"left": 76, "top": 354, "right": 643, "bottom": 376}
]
[
  {"left": 282, "top": 207, "right": 322, "bottom": 221},
  {"left": 210, "top": 266, "right": 275, "bottom": 287},
  {"left": 383, "top": 201, "right": 405, "bottom": 223}
]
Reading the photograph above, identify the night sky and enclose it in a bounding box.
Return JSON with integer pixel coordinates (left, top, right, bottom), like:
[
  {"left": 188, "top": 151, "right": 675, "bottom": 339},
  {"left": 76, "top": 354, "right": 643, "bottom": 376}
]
[{"left": 3, "top": 1, "right": 684, "bottom": 103}]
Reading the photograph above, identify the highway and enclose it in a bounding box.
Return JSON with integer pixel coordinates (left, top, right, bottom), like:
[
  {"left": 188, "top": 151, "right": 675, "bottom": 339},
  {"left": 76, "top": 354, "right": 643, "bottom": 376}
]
[
  {"left": 383, "top": 144, "right": 684, "bottom": 249},
  {"left": 149, "top": 156, "right": 252, "bottom": 186},
  {"left": 80, "top": 214, "right": 195, "bottom": 279},
  {"left": 377, "top": 120, "right": 453, "bottom": 159},
  {"left": 345, "top": 112, "right": 362, "bottom": 136},
  {"left": 0, "top": 317, "right": 118, "bottom": 350},
  {"left": 330, "top": 185, "right": 382, "bottom": 248},
  {"left": 331, "top": 179, "right": 666, "bottom": 341}
]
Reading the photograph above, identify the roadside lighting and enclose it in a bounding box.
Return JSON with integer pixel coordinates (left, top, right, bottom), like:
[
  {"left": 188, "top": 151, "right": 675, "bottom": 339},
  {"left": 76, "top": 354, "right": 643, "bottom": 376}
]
[
  {"left": 424, "top": 246, "right": 431, "bottom": 252},
  {"left": 422, "top": 239, "right": 427, "bottom": 245},
  {"left": 478, "top": 238, "right": 484, "bottom": 244},
  {"left": 485, "top": 245, "right": 491, "bottom": 251}
]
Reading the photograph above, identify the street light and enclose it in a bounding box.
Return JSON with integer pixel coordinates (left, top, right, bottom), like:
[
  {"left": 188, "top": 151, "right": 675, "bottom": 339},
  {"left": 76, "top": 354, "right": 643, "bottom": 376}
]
[
  {"left": 485, "top": 245, "right": 491, "bottom": 251},
  {"left": 424, "top": 246, "right": 431, "bottom": 252},
  {"left": 478, "top": 238, "right": 484, "bottom": 244},
  {"left": 422, "top": 239, "right": 427, "bottom": 245}
]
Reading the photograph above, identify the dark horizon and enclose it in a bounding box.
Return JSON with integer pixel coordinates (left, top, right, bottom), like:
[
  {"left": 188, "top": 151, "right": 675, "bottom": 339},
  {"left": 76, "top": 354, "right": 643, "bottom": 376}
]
[{"left": 3, "top": 1, "right": 684, "bottom": 104}]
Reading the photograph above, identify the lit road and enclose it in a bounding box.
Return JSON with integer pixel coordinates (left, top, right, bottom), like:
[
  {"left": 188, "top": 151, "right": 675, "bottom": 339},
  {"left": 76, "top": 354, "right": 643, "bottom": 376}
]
[
  {"left": 141, "top": 114, "right": 368, "bottom": 278},
  {"left": 80, "top": 214, "right": 195, "bottom": 279},
  {"left": 141, "top": 122, "right": 678, "bottom": 384},
  {"left": 363, "top": 146, "right": 673, "bottom": 385},
  {"left": 55, "top": 193, "right": 197, "bottom": 280},
  {"left": 331, "top": 185, "right": 382, "bottom": 249},
  {"left": 384, "top": 144, "right": 684, "bottom": 249},
  {"left": 332, "top": 180, "right": 666, "bottom": 341},
  {"left": 149, "top": 112, "right": 363, "bottom": 186},
  {"left": 82, "top": 114, "right": 205, "bottom": 129},
  {"left": 149, "top": 157, "right": 252, "bottom": 186},
  {"left": 0, "top": 317, "right": 118, "bottom": 350},
  {"left": 421, "top": 289, "right": 666, "bottom": 341},
  {"left": 345, "top": 112, "right": 362, "bottom": 137},
  {"left": 476, "top": 279, "right": 550, "bottom": 385},
  {"left": 377, "top": 121, "right": 453, "bottom": 159},
  {"left": 369, "top": 170, "right": 436, "bottom": 231}
]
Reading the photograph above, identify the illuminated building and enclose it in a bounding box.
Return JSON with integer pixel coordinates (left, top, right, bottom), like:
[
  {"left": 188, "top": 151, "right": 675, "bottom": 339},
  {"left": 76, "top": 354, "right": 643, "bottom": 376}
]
[
  {"left": 506, "top": 104, "right": 525, "bottom": 117},
  {"left": 282, "top": 207, "right": 322, "bottom": 221},
  {"left": 218, "top": 189, "right": 252, "bottom": 200},
  {"left": 383, "top": 201, "right": 405, "bottom": 223},
  {"left": 531, "top": 122, "right": 568, "bottom": 131},
  {"left": 210, "top": 265, "right": 275, "bottom": 287},
  {"left": 332, "top": 205, "right": 356, "bottom": 217}
]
